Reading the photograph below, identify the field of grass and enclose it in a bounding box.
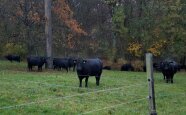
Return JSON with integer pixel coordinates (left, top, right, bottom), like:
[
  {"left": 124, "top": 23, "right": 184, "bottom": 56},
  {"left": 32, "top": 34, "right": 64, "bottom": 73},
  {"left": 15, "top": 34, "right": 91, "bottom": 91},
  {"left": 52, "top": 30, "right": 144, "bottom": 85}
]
[{"left": 0, "top": 60, "right": 186, "bottom": 115}]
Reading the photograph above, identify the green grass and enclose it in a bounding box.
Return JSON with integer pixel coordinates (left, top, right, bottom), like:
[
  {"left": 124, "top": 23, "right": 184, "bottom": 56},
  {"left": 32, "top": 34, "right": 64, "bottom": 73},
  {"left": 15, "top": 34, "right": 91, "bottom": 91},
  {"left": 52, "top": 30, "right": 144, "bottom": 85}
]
[{"left": 0, "top": 60, "right": 186, "bottom": 115}]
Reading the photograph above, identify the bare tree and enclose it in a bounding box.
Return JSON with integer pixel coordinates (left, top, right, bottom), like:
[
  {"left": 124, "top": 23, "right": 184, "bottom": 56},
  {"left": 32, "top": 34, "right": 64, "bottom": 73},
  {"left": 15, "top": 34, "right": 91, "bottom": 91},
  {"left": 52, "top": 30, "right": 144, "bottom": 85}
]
[{"left": 45, "top": 0, "right": 53, "bottom": 68}]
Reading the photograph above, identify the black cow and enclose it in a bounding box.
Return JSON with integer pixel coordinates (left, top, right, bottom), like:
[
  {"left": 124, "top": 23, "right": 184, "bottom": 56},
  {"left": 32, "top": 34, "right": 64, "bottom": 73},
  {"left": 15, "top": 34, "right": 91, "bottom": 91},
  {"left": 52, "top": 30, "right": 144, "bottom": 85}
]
[
  {"left": 53, "top": 58, "right": 69, "bottom": 72},
  {"left": 4, "top": 54, "right": 20, "bottom": 62},
  {"left": 27, "top": 56, "right": 47, "bottom": 71},
  {"left": 103, "top": 66, "right": 111, "bottom": 70},
  {"left": 76, "top": 58, "right": 103, "bottom": 87},
  {"left": 120, "top": 64, "right": 134, "bottom": 71},
  {"left": 160, "top": 60, "right": 178, "bottom": 83},
  {"left": 53, "top": 57, "right": 77, "bottom": 72},
  {"left": 67, "top": 57, "right": 77, "bottom": 71},
  {"left": 144, "top": 63, "right": 161, "bottom": 72}
]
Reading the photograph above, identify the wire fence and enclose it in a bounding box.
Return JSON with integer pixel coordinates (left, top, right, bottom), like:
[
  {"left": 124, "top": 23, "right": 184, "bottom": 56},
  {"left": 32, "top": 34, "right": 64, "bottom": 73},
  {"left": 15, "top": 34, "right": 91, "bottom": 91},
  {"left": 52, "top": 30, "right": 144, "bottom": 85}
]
[
  {"left": 0, "top": 78, "right": 97, "bottom": 91},
  {"left": 81, "top": 93, "right": 186, "bottom": 115},
  {"left": 1, "top": 90, "right": 185, "bottom": 114},
  {"left": 81, "top": 97, "right": 147, "bottom": 115},
  {"left": 0, "top": 77, "right": 148, "bottom": 109},
  {"left": 0, "top": 78, "right": 147, "bottom": 107},
  {"left": 0, "top": 77, "right": 147, "bottom": 91},
  {"left": 0, "top": 83, "right": 147, "bottom": 110},
  {"left": 1, "top": 71, "right": 186, "bottom": 114}
]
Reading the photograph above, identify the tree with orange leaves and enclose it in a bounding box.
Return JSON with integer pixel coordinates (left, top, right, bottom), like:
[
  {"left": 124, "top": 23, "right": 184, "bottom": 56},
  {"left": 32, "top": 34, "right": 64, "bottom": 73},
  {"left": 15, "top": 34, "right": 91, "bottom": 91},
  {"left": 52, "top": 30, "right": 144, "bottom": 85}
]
[{"left": 53, "top": 0, "right": 87, "bottom": 36}]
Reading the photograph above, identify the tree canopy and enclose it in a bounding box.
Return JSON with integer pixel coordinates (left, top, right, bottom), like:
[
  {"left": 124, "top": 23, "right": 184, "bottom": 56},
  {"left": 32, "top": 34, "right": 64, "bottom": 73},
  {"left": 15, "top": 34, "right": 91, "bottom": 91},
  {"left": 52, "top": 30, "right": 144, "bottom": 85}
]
[{"left": 0, "top": 0, "right": 185, "bottom": 63}]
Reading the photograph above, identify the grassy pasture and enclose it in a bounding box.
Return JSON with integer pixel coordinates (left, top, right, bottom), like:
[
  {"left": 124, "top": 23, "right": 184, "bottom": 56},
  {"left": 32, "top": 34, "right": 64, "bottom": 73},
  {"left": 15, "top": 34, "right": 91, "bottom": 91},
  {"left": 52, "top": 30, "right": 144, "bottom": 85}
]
[{"left": 0, "top": 60, "right": 186, "bottom": 115}]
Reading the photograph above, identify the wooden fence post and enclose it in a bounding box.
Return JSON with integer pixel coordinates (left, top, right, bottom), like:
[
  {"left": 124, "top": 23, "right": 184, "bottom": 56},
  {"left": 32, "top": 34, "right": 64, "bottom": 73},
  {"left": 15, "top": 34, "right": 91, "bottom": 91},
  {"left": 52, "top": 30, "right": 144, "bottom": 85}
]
[{"left": 146, "top": 53, "right": 157, "bottom": 115}]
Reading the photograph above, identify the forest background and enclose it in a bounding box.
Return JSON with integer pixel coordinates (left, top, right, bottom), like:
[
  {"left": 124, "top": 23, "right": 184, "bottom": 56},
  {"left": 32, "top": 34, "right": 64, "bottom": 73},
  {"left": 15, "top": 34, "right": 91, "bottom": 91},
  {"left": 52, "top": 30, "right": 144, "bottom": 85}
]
[{"left": 0, "top": 0, "right": 185, "bottom": 66}]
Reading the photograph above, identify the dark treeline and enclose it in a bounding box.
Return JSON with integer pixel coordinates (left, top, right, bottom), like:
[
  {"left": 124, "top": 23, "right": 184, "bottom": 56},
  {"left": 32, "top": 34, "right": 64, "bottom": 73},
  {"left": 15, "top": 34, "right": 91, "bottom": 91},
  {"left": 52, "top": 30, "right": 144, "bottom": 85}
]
[{"left": 0, "top": 0, "right": 185, "bottom": 66}]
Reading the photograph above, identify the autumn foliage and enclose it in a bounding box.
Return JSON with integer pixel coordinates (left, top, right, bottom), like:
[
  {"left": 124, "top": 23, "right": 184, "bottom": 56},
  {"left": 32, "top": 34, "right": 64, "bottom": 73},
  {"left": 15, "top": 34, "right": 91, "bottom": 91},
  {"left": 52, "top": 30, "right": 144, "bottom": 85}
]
[
  {"left": 53, "top": 0, "right": 87, "bottom": 35},
  {"left": 127, "top": 40, "right": 168, "bottom": 57},
  {"left": 67, "top": 33, "right": 75, "bottom": 49},
  {"left": 148, "top": 40, "right": 167, "bottom": 56},
  {"left": 15, "top": 1, "right": 42, "bottom": 24},
  {"left": 127, "top": 42, "right": 142, "bottom": 57}
]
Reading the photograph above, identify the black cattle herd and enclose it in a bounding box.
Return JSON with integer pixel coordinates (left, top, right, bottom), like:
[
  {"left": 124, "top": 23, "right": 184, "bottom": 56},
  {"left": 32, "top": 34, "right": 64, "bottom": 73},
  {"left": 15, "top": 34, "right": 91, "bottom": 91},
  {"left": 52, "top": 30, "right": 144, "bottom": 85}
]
[{"left": 3, "top": 54, "right": 186, "bottom": 87}]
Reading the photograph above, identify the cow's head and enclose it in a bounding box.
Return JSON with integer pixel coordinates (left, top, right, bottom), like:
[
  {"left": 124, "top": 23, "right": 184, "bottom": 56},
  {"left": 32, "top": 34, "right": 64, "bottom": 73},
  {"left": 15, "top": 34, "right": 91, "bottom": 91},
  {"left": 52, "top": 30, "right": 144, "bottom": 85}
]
[
  {"left": 73, "top": 59, "right": 77, "bottom": 65},
  {"left": 76, "top": 58, "right": 87, "bottom": 71},
  {"left": 162, "top": 61, "right": 173, "bottom": 70},
  {"left": 41, "top": 57, "right": 48, "bottom": 64}
]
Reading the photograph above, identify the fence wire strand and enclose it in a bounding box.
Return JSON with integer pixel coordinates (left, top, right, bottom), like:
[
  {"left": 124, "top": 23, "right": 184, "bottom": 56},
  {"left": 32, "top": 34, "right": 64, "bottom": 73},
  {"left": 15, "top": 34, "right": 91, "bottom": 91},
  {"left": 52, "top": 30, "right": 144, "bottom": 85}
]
[
  {"left": 0, "top": 83, "right": 146, "bottom": 110},
  {"left": 81, "top": 97, "right": 147, "bottom": 115},
  {"left": 1, "top": 76, "right": 185, "bottom": 113},
  {"left": 81, "top": 93, "right": 186, "bottom": 115},
  {"left": 0, "top": 78, "right": 97, "bottom": 91},
  {"left": 1, "top": 77, "right": 147, "bottom": 92}
]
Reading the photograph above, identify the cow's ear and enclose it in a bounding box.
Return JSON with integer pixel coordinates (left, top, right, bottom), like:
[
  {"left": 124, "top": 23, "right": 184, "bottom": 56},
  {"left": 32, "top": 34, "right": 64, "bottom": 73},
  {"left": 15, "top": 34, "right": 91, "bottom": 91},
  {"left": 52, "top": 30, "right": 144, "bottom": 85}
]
[{"left": 83, "top": 60, "right": 87, "bottom": 63}]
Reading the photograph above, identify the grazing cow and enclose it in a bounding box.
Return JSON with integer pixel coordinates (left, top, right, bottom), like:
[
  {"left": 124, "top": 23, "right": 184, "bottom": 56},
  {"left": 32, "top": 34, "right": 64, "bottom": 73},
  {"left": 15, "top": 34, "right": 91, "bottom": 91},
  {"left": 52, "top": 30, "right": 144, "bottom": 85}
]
[
  {"left": 120, "top": 63, "right": 134, "bottom": 71},
  {"left": 27, "top": 56, "right": 47, "bottom": 71},
  {"left": 4, "top": 54, "right": 20, "bottom": 62},
  {"left": 53, "top": 58, "right": 69, "bottom": 72},
  {"left": 160, "top": 60, "right": 178, "bottom": 83},
  {"left": 53, "top": 57, "right": 77, "bottom": 72},
  {"left": 76, "top": 58, "right": 103, "bottom": 87},
  {"left": 103, "top": 66, "right": 111, "bottom": 70}
]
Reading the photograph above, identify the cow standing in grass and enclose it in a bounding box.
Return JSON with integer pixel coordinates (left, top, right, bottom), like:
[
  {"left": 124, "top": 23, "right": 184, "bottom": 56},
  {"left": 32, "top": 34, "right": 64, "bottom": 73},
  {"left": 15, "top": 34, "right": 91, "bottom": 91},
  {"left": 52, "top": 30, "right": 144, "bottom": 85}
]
[
  {"left": 160, "top": 60, "right": 178, "bottom": 83},
  {"left": 53, "top": 57, "right": 77, "bottom": 72},
  {"left": 4, "top": 54, "right": 20, "bottom": 62},
  {"left": 76, "top": 58, "right": 103, "bottom": 87},
  {"left": 27, "top": 56, "right": 47, "bottom": 71},
  {"left": 120, "top": 63, "right": 134, "bottom": 71},
  {"left": 67, "top": 57, "right": 77, "bottom": 71},
  {"left": 53, "top": 58, "right": 69, "bottom": 72}
]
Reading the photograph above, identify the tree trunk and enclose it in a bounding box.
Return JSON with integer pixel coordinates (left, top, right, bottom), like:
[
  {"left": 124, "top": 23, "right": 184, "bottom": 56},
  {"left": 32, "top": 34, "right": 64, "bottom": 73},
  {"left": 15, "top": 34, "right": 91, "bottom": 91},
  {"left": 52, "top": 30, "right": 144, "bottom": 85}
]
[{"left": 45, "top": 0, "right": 53, "bottom": 69}]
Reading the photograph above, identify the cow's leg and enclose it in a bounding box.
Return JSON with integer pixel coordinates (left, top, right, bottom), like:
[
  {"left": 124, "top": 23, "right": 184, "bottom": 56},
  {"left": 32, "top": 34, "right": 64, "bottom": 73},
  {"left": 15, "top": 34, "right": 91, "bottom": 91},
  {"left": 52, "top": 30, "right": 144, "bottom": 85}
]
[
  {"left": 66, "top": 67, "right": 68, "bottom": 72},
  {"left": 58, "top": 66, "right": 61, "bottom": 71},
  {"left": 171, "top": 75, "right": 174, "bottom": 83},
  {"left": 30, "top": 65, "right": 33, "bottom": 71},
  {"left": 38, "top": 66, "right": 40, "bottom": 71},
  {"left": 38, "top": 66, "right": 42, "bottom": 72},
  {"left": 166, "top": 76, "right": 169, "bottom": 83},
  {"left": 28, "top": 64, "right": 30, "bottom": 71},
  {"left": 78, "top": 76, "right": 83, "bottom": 87},
  {"left": 85, "top": 76, "right": 89, "bottom": 87},
  {"left": 96, "top": 76, "right": 100, "bottom": 86},
  {"left": 28, "top": 67, "right": 30, "bottom": 71},
  {"left": 163, "top": 73, "right": 166, "bottom": 80},
  {"left": 73, "top": 65, "right": 75, "bottom": 71}
]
